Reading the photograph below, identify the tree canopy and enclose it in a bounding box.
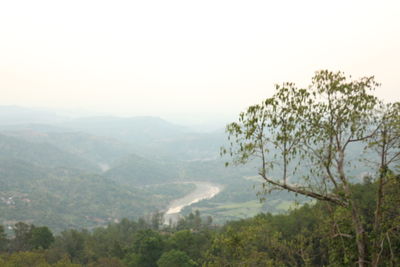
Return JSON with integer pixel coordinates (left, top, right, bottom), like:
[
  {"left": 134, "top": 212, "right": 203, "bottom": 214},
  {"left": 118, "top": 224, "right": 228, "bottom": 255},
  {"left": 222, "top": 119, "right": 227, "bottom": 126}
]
[{"left": 223, "top": 70, "right": 400, "bottom": 266}]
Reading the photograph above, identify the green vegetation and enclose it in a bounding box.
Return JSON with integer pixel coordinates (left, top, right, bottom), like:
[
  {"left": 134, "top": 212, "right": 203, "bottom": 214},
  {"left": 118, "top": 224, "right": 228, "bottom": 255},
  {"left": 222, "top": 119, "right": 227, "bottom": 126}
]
[
  {"left": 182, "top": 177, "right": 309, "bottom": 223},
  {"left": 0, "top": 134, "right": 99, "bottom": 172},
  {"left": 104, "top": 154, "right": 178, "bottom": 186},
  {"left": 0, "top": 178, "right": 398, "bottom": 266},
  {"left": 0, "top": 70, "right": 399, "bottom": 265},
  {"left": 0, "top": 120, "right": 261, "bottom": 232},
  {"left": 0, "top": 157, "right": 195, "bottom": 232},
  {"left": 223, "top": 70, "right": 400, "bottom": 266}
]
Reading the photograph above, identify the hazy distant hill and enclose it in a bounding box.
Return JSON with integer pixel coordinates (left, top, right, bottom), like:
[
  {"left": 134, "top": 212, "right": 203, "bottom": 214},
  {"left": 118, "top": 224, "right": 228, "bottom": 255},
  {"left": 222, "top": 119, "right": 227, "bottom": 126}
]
[
  {"left": 0, "top": 109, "right": 200, "bottom": 231},
  {"left": 143, "top": 130, "right": 226, "bottom": 161},
  {"left": 0, "top": 158, "right": 193, "bottom": 232},
  {"left": 0, "top": 134, "right": 99, "bottom": 172},
  {"left": 0, "top": 123, "right": 68, "bottom": 133},
  {"left": 0, "top": 106, "right": 276, "bottom": 228},
  {"left": 104, "top": 154, "right": 179, "bottom": 186},
  {"left": 60, "top": 116, "right": 187, "bottom": 144},
  {"left": 0, "top": 107, "right": 226, "bottom": 161},
  {"left": 0, "top": 158, "right": 49, "bottom": 189},
  {"left": 1, "top": 129, "right": 136, "bottom": 169}
]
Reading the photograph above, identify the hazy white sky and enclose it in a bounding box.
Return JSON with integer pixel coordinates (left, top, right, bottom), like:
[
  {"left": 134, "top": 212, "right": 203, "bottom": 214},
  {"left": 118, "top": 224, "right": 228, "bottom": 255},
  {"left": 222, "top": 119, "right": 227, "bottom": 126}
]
[{"left": 1, "top": 0, "right": 399, "bottom": 122}]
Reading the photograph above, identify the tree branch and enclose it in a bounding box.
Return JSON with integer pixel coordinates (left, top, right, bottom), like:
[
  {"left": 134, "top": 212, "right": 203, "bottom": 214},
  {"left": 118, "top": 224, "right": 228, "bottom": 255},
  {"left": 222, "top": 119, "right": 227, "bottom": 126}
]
[{"left": 258, "top": 173, "right": 346, "bottom": 206}]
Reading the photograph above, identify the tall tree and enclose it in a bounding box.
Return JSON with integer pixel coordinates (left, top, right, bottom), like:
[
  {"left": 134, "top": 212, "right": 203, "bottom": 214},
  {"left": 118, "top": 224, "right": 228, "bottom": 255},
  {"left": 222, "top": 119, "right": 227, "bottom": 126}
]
[
  {"left": 222, "top": 70, "right": 400, "bottom": 266},
  {"left": 157, "top": 250, "right": 197, "bottom": 267},
  {"left": 30, "top": 226, "right": 54, "bottom": 249},
  {"left": 369, "top": 102, "right": 400, "bottom": 266},
  {"left": 10, "top": 222, "right": 33, "bottom": 252}
]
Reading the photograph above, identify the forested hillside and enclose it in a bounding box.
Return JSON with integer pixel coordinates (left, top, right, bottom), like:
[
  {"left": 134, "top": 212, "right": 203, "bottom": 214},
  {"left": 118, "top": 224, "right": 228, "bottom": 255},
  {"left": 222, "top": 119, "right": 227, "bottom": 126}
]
[
  {"left": 0, "top": 156, "right": 195, "bottom": 232},
  {"left": 1, "top": 70, "right": 399, "bottom": 266},
  {"left": 0, "top": 111, "right": 264, "bottom": 233},
  {"left": 0, "top": 179, "right": 398, "bottom": 266},
  {"left": 0, "top": 134, "right": 99, "bottom": 172}
]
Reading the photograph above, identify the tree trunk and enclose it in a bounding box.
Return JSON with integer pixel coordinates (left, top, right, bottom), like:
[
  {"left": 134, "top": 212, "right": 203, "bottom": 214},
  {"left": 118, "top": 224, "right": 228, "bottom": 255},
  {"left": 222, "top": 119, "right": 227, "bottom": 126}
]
[
  {"left": 371, "top": 167, "right": 387, "bottom": 267},
  {"left": 339, "top": 151, "right": 369, "bottom": 267},
  {"left": 349, "top": 200, "right": 368, "bottom": 267}
]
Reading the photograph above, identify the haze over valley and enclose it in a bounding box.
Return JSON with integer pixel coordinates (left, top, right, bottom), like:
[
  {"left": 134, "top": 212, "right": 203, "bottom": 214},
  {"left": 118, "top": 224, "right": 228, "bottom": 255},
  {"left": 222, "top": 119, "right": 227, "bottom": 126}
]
[
  {"left": 1, "top": 1, "right": 399, "bottom": 266},
  {"left": 0, "top": 106, "right": 285, "bottom": 232}
]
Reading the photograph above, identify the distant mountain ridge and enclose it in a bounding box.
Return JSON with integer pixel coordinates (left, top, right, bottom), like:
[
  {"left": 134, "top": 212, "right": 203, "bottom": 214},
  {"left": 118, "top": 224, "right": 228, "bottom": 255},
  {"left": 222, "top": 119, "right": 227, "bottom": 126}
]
[
  {"left": 59, "top": 115, "right": 189, "bottom": 144},
  {"left": 0, "top": 106, "right": 265, "bottom": 231},
  {"left": 0, "top": 134, "right": 99, "bottom": 172},
  {"left": 1, "top": 129, "right": 136, "bottom": 168}
]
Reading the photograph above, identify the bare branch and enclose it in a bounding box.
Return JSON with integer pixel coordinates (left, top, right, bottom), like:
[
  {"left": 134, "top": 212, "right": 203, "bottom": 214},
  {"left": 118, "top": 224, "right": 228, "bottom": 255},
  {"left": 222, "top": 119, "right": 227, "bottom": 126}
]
[{"left": 258, "top": 172, "right": 346, "bottom": 206}]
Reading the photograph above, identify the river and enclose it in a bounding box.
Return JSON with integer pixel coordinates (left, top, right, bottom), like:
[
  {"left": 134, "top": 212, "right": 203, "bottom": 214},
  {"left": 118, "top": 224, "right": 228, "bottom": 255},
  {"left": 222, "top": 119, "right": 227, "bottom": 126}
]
[{"left": 163, "top": 182, "right": 221, "bottom": 224}]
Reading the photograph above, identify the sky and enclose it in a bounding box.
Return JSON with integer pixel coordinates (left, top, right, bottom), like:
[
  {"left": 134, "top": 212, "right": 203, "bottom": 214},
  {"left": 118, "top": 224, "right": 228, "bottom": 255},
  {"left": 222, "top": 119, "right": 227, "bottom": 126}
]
[{"left": 0, "top": 0, "right": 399, "bottom": 124}]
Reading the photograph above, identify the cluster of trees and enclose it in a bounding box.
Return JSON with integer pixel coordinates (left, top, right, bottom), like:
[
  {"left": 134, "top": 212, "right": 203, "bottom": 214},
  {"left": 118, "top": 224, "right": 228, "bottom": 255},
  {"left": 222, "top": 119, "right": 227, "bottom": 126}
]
[
  {"left": 222, "top": 70, "right": 400, "bottom": 266},
  {"left": 0, "top": 223, "right": 54, "bottom": 252},
  {"left": 207, "top": 180, "right": 400, "bottom": 266},
  {"left": 0, "top": 211, "right": 214, "bottom": 267},
  {"left": 0, "top": 178, "right": 398, "bottom": 266}
]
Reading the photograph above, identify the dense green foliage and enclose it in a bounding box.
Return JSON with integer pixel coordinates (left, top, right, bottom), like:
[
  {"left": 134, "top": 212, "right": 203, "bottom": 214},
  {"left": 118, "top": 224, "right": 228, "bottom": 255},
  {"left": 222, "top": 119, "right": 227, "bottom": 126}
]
[
  {"left": 223, "top": 70, "right": 400, "bottom": 266},
  {"left": 0, "top": 179, "right": 398, "bottom": 266}
]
